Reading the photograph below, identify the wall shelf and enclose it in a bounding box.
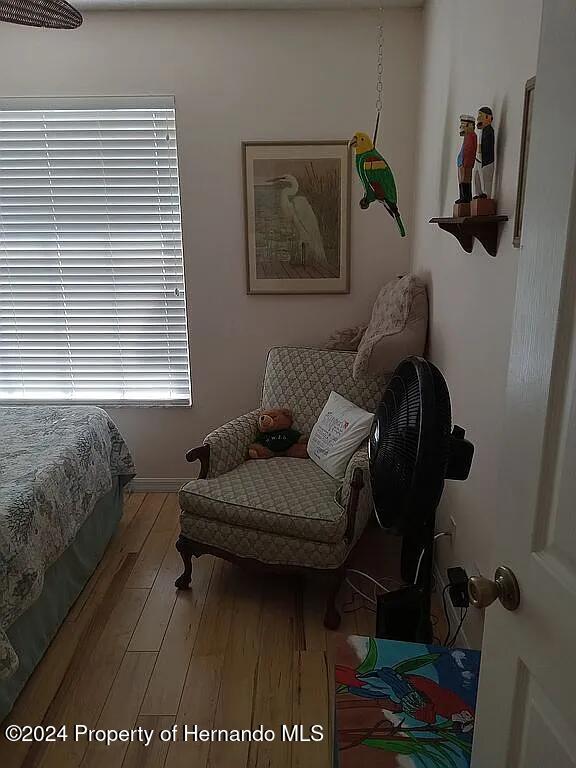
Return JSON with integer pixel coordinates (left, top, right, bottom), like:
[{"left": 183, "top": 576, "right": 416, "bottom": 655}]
[{"left": 429, "top": 215, "right": 509, "bottom": 257}]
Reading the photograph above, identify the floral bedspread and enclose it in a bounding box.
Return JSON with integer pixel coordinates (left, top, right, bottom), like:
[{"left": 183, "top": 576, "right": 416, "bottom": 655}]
[{"left": 0, "top": 406, "right": 135, "bottom": 680}]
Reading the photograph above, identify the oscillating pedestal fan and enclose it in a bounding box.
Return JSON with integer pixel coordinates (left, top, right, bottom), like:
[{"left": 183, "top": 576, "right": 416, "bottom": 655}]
[{"left": 368, "top": 356, "right": 474, "bottom": 643}]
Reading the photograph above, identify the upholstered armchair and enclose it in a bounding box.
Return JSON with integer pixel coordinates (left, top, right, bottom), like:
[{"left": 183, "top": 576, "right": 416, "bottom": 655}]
[{"left": 175, "top": 346, "right": 388, "bottom": 628}]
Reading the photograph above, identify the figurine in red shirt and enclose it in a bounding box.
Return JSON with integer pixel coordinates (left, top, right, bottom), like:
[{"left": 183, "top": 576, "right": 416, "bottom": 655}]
[{"left": 456, "top": 115, "right": 477, "bottom": 205}]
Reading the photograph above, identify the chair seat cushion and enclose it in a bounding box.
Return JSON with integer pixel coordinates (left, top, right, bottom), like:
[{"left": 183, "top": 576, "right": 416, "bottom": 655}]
[
  {"left": 179, "top": 458, "right": 345, "bottom": 544},
  {"left": 179, "top": 513, "right": 349, "bottom": 569}
]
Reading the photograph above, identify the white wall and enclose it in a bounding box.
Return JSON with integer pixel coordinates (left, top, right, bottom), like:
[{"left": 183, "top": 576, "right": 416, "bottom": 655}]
[
  {"left": 0, "top": 9, "right": 422, "bottom": 481},
  {"left": 411, "top": 0, "right": 542, "bottom": 647}
]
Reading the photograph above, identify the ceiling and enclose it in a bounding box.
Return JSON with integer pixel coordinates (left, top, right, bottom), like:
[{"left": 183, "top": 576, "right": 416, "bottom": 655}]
[{"left": 75, "top": 0, "right": 423, "bottom": 10}]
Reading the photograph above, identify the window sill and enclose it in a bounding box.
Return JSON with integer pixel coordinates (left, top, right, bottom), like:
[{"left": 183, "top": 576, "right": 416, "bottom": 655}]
[{"left": 0, "top": 400, "right": 193, "bottom": 408}]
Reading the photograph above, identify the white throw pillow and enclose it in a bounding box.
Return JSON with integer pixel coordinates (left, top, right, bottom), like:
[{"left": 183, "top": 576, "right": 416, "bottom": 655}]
[{"left": 307, "top": 391, "right": 374, "bottom": 481}]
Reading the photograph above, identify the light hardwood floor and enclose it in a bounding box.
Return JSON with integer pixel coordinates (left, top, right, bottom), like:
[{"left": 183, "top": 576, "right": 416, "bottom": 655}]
[{"left": 1, "top": 492, "right": 443, "bottom": 768}]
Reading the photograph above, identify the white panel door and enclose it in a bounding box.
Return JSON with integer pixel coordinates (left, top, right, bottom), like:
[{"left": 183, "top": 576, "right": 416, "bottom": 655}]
[{"left": 472, "top": 1, "right": 576, "bottom": 765}]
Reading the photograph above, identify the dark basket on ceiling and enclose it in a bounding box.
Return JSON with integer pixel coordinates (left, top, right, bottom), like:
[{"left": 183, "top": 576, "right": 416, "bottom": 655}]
[{"left": 0, "top": 0, "right": 82, "bottom": 28}]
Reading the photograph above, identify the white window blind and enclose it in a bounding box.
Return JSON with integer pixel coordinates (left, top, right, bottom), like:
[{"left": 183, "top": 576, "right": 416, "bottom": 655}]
[{"left": 0, "top": 100, "right": 191, "bottom": 405}]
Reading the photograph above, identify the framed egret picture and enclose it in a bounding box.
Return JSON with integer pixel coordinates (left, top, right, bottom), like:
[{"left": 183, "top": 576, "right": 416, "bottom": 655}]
[{"left": 243, "top": 141, "right": 351, "bottom": 294}]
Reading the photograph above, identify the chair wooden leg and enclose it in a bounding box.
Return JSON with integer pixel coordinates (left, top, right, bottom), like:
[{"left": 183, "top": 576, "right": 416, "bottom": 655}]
[
  {"left": 324, "top": 568, "right": 345, "bottom": 630},
  {"left": 174, "top": 535, "right": 194, "bottom": 589}
]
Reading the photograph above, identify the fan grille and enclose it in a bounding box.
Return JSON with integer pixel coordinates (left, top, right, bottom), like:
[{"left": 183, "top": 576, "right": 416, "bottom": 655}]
[
  {"left": 369, "top": 357, "right": 452, "bottom": 531},
  {"left": 0, "top": 0, "right": 82, "bottom": 28}
]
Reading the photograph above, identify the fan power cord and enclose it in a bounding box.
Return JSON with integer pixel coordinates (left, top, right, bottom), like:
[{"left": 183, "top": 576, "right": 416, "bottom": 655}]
[
  {"left": 447, "top": 607, "right": 468, "bottom": 648},
  {"left": 412, "top": 532, "right": 452, "bottom": 585},
  {"left": 442, "top": 584, "right": 452, "bottom": 644},
  {"left": 345, "top": 568, "right": 402, "bottom": 606}
]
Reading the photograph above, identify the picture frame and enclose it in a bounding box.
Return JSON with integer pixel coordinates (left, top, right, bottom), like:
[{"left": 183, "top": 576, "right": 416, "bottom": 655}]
[
  {"left": 513, "top": 77, "right": 536, "bottom": 248},
  {"left": 242, "top": 141, "right": 351, "bottom": 294}
]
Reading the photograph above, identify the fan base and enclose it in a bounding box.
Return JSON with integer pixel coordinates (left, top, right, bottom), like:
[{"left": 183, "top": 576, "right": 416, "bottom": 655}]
[{"left": 375, "top": 586, "right": 433, "bottom": 644}]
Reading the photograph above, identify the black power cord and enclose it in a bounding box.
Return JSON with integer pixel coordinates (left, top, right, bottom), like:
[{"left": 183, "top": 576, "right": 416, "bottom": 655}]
[
  {"left": 441, "top": 584, "right": 452, "bottom": 645},
  {"left": 447, "top": 607, "right": 468, "bottom": 648}
]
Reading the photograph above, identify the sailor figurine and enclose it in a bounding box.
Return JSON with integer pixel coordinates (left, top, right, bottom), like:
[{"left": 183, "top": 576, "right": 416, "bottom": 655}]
[
  {"left": 472, "top": 107, "right": 496, "bottom": 214},
  {"left": 454, "top": 114, "right": 477, "bottom": 216}
]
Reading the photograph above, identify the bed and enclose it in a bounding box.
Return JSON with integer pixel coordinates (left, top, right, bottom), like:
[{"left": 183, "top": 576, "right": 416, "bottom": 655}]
[{"left": 0, "top": 406, "right": 135, "bottom": 720}]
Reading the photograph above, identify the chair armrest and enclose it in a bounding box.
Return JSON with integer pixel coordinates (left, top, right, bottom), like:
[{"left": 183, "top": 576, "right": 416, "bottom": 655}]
[
  {"left": 186, "top": 409, "right": 260, "bottom": 478},
  {"left": 337, "top": 444, "right": 372, "bottom": 543}
]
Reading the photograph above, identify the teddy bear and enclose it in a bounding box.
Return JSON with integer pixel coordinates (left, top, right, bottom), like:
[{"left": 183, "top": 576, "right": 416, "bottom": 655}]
[{"left": 248, "top": 408, "right": 308, "bottom": 460}]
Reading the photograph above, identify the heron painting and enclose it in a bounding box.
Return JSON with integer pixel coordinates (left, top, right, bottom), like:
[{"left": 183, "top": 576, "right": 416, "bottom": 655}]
[{"left": 243, "top": 142, "right": 350, "bottom": 294}]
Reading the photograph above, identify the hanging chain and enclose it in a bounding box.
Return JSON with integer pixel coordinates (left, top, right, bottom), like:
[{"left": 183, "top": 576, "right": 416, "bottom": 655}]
[
  {"left": 375, "top": 7, "right": 384, "bottom": 116},
  {"left": 373, "top": 6, "right": 384, "bottom": 145}
]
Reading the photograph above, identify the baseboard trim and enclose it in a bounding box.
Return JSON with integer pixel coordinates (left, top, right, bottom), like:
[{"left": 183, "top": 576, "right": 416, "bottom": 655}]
[
  {"left": 434, "top": 563, "right": 470, "bottom": 649},
  {"left": 128, "top": 477, "right": 188, "bottom": 492}
]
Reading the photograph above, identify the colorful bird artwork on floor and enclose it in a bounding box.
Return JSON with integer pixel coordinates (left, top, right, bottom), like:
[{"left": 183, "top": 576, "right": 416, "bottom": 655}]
[
  {"left": 349, "top": 131, "right": 406, "bottom": 237},
  {"left": 336, "top": 660, "right": 475, "bottom": 727},
  {"left": 335, "top": 637, "right": 481, "bottom": 767}
]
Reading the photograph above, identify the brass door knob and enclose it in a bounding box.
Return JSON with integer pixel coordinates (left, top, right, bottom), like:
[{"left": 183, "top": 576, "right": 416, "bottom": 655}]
[{"left": 468, "top": 566, "right": 520, "bottom": 611}]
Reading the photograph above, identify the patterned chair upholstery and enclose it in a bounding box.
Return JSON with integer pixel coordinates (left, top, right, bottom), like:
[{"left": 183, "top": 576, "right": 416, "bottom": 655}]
[{"left": 176, "top": 346, "right": 388, "bottom": 628}]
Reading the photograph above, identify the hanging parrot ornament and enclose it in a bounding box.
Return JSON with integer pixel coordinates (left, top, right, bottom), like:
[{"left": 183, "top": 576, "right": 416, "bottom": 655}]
[{"left": 349, "top": 131, "right": 406, "bottom": 237}]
